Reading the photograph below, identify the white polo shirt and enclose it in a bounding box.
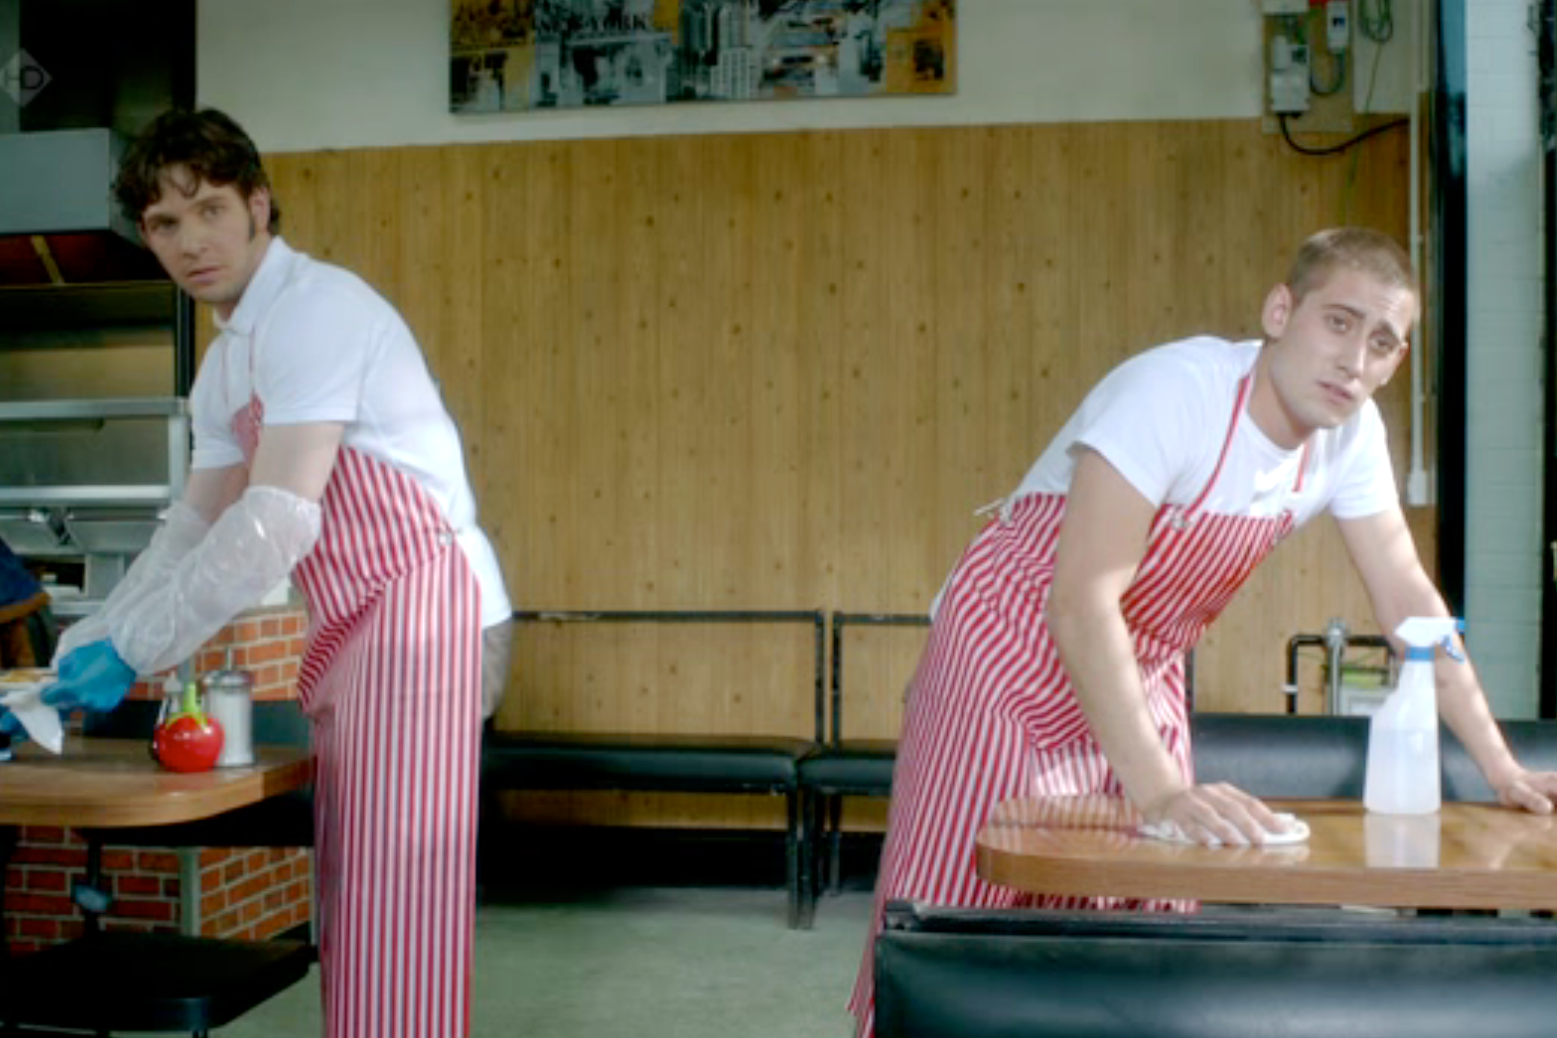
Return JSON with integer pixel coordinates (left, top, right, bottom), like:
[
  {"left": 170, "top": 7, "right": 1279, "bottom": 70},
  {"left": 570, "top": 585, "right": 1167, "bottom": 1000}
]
[{"left": 189, "top": 237, "right": 512, "bottom": 628}]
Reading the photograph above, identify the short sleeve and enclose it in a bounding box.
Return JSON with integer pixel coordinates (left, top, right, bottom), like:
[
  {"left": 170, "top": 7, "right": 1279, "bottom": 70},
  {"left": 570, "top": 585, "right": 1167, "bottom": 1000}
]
[
  {"left": 1067, "top": 349, "right": 1217, "bottom": 506},
  {"left": 1326, "top": 403, "right": 1398, "bottom": 519},
  {"left": 188, "top": 341, "right": 244, "bottom": 471},
  {"left": 253, "top": 280, "right": 373, "bottom": 426}
]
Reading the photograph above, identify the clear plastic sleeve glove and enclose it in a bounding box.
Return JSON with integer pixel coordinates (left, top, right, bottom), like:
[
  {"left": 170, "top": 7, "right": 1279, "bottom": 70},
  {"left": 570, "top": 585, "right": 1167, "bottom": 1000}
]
[
  {"left": 53, "top": 501, "right": 211, "bottom": 663},
  {"left": 109, "top": 486, "right": 321, "bottom": 676},
  {"left": 39, "top": 638, "right": 138, "bottom": 714}
]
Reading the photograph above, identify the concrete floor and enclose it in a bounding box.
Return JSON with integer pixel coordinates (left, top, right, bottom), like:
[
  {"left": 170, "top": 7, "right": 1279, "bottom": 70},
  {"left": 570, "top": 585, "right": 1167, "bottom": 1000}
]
[{"left": 198, "top": 886, "right": 874, "bottom": 1038}]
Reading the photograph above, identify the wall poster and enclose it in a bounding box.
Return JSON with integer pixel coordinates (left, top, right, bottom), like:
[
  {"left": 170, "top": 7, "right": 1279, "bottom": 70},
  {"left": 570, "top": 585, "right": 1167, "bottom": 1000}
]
[{"left": 451, "top": 1, "right": 956, "bottom": 112}]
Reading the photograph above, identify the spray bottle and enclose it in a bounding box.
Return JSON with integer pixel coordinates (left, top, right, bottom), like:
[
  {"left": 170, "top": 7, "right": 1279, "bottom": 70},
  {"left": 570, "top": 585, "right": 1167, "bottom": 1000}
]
[{"left": 1363, "top": 617, "right": 1465, "bottom": 815}]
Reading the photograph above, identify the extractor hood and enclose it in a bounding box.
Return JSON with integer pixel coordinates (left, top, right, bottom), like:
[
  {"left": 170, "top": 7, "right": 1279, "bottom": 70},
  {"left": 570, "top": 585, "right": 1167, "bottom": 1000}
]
[
  {"left": 0, "top": 128, "right": 137, "bottom": 243},
  {"left": 0, "top": 128, "right": 170, "bottom": 324},
  {"left": 0, "top": 0, "right": 195, "bottom": 291},
  {"left": 0, "top": 128, "right": 171, "bottom": 295}
]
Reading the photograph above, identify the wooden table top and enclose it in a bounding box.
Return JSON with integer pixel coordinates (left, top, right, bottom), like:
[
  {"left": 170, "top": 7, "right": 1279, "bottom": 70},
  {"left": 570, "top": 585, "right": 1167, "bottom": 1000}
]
[
  {"left": 976, "top": 795, "right": 1557, "bottom": 911},
  {"left": 0, "top": 739, "right": 312, "bottom": 828}
]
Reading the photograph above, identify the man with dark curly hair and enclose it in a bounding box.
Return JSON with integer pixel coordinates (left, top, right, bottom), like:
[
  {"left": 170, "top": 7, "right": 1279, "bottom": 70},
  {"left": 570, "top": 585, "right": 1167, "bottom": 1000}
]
[{"left": 5, "top": 108, "right": 513, "bottom": 1038}]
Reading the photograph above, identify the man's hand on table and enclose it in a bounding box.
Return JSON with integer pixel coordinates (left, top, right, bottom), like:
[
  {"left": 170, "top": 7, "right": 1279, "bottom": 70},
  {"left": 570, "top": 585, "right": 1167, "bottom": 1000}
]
[
  {"left": 1491, "top": 768, "right": 1557, "bottom": 815},
  {"left": 1144, "top": 783, "right": 1287, "bottom": 847}
]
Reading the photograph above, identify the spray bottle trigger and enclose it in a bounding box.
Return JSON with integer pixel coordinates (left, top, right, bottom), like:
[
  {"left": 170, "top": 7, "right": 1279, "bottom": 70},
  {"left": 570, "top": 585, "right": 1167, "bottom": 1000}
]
[{"left": 1440, "top": 636, "right": 1465, "bottom": 663}]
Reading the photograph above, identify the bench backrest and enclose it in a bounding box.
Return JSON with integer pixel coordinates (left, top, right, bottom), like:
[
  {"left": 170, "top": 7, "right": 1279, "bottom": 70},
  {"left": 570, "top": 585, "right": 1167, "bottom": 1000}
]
[
  {"left": 1190, "top": 712, "right": 1557, "bottom": 803},
  {"left": 830, "top": 612, "right": 929, "bottom": 744},
  {"left": 876, "top": 900, "right": 1557, "bottom": 1038},
  {"left": 511, "top": 609, "right": 826, "bottom": 740}
]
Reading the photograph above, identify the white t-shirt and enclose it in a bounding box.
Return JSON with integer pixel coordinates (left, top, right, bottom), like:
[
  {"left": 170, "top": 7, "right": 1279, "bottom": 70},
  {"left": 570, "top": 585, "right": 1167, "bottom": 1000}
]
[
  {"left": 1011, "top": 336, "right": 1397, "bottom": 524},
  {"left": 189, "top": 238, "right": 512, "bottom": 628}
]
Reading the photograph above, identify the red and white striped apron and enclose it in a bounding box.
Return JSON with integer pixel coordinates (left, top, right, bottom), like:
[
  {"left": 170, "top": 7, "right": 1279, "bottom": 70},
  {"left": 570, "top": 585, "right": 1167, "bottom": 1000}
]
[
  {"left": 233, "top": 398, "right": 483, "bottom": 1038},
  {"left": 850, "top": 374, "right": 1307, "bottom": 1037}
]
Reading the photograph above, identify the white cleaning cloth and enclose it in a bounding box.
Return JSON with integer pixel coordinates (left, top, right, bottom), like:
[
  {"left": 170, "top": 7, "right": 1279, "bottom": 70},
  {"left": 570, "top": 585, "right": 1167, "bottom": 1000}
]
[
  {"left": 1, "top": 682, "right": 65, "bottom": 755},
  {"left": 1139, "top": 812, "right": 1309, "bottom": 847}
]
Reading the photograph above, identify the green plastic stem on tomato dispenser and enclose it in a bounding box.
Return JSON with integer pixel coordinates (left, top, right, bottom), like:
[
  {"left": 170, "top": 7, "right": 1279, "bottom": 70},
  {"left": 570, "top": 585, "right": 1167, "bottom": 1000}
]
[{"left": 182, "top": 682, "right": 206, "bottom": 725}]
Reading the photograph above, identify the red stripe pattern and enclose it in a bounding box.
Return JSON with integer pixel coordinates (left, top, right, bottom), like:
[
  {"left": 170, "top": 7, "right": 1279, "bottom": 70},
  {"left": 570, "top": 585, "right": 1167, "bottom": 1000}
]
[
  {"left": 235, "top": 399, "right": 483, "bottom": 1038},
  {"left": 849, "top": 377, "right": 1299, "bottom": 1038}
]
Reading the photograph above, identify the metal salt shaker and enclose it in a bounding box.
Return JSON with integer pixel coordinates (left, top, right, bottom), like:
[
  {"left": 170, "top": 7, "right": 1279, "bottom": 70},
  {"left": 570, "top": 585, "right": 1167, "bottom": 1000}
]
[{"left": 202, "top": 647, "right": 255, "bottom": 767}]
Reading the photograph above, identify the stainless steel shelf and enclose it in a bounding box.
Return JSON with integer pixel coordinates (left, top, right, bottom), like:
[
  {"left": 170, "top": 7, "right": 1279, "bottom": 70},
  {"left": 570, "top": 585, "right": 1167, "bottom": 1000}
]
[
  {"left": 47, "top": 597, "right": 102, "bottom": 619},
  {"left": 0, "top": 487, "right": 175, "bottom": 507},
  {"left": 0, "top": 401, "right": 189, "bottom": 507},
  {"left": 0, "top": 398, "right": 188, "bottom": 421}
]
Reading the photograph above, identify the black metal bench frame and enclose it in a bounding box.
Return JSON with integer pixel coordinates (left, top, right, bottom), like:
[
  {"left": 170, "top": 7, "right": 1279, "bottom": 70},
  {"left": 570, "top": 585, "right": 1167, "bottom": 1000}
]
[
  {"left": 797, "top": 611, "right": 926, "bottom": 926},
  {"left": 481, "top": 609, "right": 825, "bottom": 928}
]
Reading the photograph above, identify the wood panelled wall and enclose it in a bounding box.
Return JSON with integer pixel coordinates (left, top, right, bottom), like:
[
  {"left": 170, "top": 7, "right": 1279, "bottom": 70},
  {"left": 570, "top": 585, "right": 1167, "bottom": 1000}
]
[{"left": 253, "top": 119, "right": 1424, "bottom": 827}]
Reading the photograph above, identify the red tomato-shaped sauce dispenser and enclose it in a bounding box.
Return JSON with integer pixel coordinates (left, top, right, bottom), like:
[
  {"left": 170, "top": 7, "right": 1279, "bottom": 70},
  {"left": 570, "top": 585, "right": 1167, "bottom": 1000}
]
[{"left": 153, "top": 681, "right": 225, "bottom": 773}]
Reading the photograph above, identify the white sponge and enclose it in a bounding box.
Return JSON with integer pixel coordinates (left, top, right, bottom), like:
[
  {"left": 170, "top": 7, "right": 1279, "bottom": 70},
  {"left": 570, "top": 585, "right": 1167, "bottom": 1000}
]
[{"left": 1139, "top": 812, "right": 1310, "bottom": 847}]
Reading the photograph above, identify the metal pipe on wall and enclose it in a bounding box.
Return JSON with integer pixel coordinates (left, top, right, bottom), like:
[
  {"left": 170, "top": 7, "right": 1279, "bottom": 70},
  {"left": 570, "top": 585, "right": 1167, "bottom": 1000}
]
[
  {"left": 1285, "top": 633, "right": 1325, "bottom": 714},
  {"left": 1286, "top": 630, "right": 1398, "bottom": 715},
  {"left": 1406, "top": 0, "right": 1431, "bottom": 505},
  {"left": 1539, "top": 0, "right": 1556, "bottom": 717}
]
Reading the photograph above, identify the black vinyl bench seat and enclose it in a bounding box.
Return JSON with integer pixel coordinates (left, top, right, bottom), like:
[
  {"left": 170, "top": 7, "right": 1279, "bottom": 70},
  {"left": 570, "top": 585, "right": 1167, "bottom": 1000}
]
[
  {"left": 877, "top": 900, "right": 1557, "bottom": 1038},
  {"left": 481, "top": 732, "right": 817, "bottom": 791},
  {"left": 796, "top": 737, "right": 897, "bottom": 793},
  {"left": 482, "top": 609, "right": 826, "bottom": 929}
]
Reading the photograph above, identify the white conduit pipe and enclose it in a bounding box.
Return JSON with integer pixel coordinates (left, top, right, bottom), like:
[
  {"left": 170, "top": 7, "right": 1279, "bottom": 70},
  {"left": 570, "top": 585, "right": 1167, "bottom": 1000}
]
[{"left": 1405, "top": 0, "right": 1432, "bottom": 506}]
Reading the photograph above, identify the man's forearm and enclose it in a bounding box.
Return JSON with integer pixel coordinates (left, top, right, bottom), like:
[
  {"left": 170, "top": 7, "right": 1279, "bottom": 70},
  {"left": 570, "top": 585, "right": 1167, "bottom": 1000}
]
[
  {"left": 1047, "top": 599, "right": 1186, "bottom": 812},
  {"left": 1338, "top": 508, "right": 1525, "bottom": 791},
  {"left": 1436, "top": 653, "right": 1521, "bottom": 786}
]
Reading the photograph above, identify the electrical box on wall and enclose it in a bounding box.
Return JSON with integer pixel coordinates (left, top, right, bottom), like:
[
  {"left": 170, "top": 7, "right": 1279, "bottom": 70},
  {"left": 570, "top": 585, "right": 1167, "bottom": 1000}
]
[
  {"left": 1262, "top": 3, "right": 1357, "bottom": 135},
  {"left": 1270, "top": 34, "right": 1311, "bottom": 113},
  {"left": 1326, "top": 0, "right": 1351, "bottom": 54}
]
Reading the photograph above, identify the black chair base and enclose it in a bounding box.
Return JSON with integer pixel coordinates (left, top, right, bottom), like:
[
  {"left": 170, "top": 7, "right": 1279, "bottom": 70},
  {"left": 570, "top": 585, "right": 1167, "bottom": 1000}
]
[{"left": 1, "top": 931, "right": 314, "bottom": 1035}]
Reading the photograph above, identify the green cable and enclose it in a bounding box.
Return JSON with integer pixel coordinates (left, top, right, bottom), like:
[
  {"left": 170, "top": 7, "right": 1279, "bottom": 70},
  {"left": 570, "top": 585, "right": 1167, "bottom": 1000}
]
[{"left": 1341, "top": 20, "right": 1390, "bottom": 225}]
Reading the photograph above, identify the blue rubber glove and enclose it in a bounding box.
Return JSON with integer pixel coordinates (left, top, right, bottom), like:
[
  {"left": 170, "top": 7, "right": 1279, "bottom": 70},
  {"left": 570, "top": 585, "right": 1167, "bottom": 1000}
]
[
  {"left": 39, "top": 639, "right": 137, "bottom": 714},
  {"left": 0, "top": 708, "right": 26, "bottom": 745}
]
